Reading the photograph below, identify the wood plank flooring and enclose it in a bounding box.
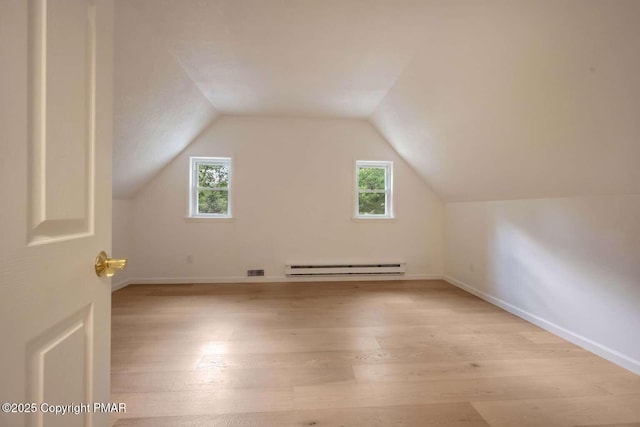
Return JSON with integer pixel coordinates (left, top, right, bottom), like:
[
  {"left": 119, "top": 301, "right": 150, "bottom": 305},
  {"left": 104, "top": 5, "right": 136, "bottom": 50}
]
[{"left": 111, "top": 280, "right": 640, "bottom": 426}]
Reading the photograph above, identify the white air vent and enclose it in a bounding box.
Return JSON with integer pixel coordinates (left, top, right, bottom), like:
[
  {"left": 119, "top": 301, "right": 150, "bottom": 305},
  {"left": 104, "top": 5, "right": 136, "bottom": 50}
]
[{"left": 285, "top": 263, "right": 406, "bottom": 276}]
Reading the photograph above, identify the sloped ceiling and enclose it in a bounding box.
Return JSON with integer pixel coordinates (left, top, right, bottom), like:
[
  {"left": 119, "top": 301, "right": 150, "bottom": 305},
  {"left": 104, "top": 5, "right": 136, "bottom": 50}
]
[
  {"left": 114, "top": 1, "right": 218, "bottom": 198},
  {"left": 115, "top": 0, "right": 640, "bottom": 201},
  {"left": 124, "top": 0, "right": 430, "bottom": 117},
  {"left": 372, "top": 0, "right": 640, "bottom": 201}
]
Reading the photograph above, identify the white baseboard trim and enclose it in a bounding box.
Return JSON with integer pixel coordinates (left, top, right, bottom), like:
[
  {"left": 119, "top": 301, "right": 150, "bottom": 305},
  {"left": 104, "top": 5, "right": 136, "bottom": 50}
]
[
  {"left": 114, "top": 273, "right": 443, "bottom": 287},
  {"left": 444, "top": 275, "right": 640, "bottom": 376},
  {"left": 111, "top": 278, "right": 133, "bottom": 292}
]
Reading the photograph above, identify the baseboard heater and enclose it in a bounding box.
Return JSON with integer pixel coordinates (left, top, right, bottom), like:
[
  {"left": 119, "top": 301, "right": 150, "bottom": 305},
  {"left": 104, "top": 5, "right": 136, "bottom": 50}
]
[{"left": 285, "top": 263, "right": 406, "bottom": 276}]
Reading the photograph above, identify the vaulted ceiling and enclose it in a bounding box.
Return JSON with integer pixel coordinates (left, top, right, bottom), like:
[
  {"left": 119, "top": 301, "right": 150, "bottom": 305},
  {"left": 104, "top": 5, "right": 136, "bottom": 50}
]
[{"left": 114, "top": 0, "right": 640, "bottom": 200}]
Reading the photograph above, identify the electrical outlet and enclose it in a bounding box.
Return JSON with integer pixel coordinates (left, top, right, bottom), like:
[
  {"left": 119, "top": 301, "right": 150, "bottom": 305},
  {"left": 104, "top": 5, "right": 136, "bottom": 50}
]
[{"left": 186, "top": 255, "right": 193, "bottom": 264}]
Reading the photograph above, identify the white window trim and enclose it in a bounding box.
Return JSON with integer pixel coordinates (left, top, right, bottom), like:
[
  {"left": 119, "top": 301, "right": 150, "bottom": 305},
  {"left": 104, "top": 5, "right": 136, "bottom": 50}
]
[
  {"left": 354, "top": 160, "right": 394, "bottom": 219},
  {"left": 189, "top": 156, "right": 232, "bottom": 218}
]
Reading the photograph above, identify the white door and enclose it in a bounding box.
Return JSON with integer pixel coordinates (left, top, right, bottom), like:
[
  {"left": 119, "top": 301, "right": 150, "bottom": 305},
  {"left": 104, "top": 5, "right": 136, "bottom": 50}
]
[{"left": 0, "top": 0, "right": 115, "bottom": 426}]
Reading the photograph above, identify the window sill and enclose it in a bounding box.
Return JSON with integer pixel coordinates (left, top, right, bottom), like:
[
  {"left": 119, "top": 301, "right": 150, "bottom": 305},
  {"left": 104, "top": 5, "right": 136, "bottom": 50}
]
[
  {"left": 351, "top": 217, "right": 396, "bottom": 223},
  {"left": 184, "top": 216, "right": 235, "bottom": 223}
]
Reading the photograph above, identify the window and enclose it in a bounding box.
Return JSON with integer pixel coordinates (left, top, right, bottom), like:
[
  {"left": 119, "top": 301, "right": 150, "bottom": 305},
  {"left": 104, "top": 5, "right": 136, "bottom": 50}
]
[
  {"left": 355, "top": 160, "right": 393, "bottom": 218},
  {"left": 189, "top": 157, "right": 232, "bottom": 218}
]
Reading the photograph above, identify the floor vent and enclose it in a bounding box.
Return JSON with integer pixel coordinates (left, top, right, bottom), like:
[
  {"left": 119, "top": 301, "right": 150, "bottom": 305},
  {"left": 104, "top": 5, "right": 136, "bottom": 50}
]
[
  {"left": 285, "top": 263, "right": 405, "bottom": 276},
  {"left": 247, "top": 269, "right": 265, "bottom": 277}
]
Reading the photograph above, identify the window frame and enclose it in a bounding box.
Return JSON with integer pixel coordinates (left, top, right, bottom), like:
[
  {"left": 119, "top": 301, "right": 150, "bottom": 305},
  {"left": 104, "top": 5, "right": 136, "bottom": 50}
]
[
  {"left": 189, "top": 156, "right": 232, "bottom": 218},
  {"left": 354, "top": 160, "right": 394, "bottom": 219}
]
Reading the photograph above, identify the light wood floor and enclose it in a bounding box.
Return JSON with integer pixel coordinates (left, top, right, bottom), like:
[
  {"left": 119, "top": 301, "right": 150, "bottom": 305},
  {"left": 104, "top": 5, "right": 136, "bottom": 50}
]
[{"left": 111, "top": 280, "right": 640, "bottom": 427}]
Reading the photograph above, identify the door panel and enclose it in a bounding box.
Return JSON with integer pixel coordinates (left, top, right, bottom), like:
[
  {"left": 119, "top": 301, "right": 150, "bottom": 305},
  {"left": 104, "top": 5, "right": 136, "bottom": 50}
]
[
  {"left": 28, "top": 0, "right": 97, "bottom": 244},
  {"left": 0, "top": 0, "right": 114, "bottom": 426},
  {"left": 27, "top": 305, "right": 92, "bottom": 427}
]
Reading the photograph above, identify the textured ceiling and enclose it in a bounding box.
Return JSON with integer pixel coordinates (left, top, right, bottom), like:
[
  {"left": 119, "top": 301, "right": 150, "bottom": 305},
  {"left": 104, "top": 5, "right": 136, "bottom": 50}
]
[
  {"left": 125, "top": 0, "right": 429, "bottom": 117},
  {"left": 114, "top": 1, "right": 218, "bottom": 198},
  {"left": 372, "top": 0, "right": 640, "bottom": 201},
  {"left": 115, "top": 0, "right": 640, "bottom": 200}
]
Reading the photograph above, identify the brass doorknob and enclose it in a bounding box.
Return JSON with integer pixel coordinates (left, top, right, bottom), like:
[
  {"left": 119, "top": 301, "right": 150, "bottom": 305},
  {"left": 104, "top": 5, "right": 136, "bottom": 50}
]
[{"left": 95, "top": 251, "right": 127, "bottom": 277}]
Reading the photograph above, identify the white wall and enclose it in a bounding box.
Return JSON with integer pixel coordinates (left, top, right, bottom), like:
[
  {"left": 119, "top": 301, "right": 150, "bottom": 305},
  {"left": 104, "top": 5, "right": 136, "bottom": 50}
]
[
  {"left": 112, "top": 199, "right": 136, "bottom": 289},
  {"left": 125, "top": 116, "right": 443, "bottom": 283},
  {"left": 444, "top": 196, "right": 640, "bottom": 374}
]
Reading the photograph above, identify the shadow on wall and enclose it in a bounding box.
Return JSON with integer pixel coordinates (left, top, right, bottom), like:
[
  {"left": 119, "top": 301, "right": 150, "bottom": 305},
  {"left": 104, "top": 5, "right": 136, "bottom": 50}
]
[
  {"left": 447, "top": 195, "right": 640, "bottom": 371},
  {"left": 491, "top": 221, "right": 555, "bottom": 320}
]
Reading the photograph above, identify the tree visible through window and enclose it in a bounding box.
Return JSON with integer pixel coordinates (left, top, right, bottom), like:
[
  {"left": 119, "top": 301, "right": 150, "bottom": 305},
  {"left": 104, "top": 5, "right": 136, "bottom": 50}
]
[
  {"left": 355, "top": 161, "right": 393, "bottom": 218},
  {"left": 190, "top": 157, "right": 232, "bottom": 217}
]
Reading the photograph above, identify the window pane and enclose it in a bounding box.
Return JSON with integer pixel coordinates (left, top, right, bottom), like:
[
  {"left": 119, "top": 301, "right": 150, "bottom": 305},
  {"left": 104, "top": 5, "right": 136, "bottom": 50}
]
[
  {"left": 198, "top": 189, "right": 228, "bottom": 214},
  {"left": 358, "top": 192, "right": 386, "bottom": 215},
  {"left": 198, "top": 163, "right": 229, "bottom": 188},
  {"left": 358, "top": 167, "right": 386, "bottom": 190}
]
